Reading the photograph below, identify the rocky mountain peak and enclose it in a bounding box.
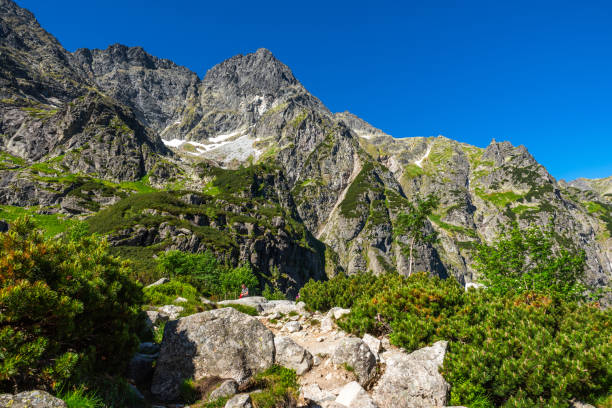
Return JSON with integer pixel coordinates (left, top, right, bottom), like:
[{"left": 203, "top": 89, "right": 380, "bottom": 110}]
[{"left": 202, "top": 47, "right": 300, "bottom": 97}]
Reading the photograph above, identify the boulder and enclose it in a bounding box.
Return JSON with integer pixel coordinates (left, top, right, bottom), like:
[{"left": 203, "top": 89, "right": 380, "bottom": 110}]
[
  {"left": 218, "top": 296, "right": 268, "bottom": 312},
  {"left": 139, "top": 341, "right": 160, "bottom": 354},
  {"left": 284, "top": 321, "right": 302, "bottom": 333},
  {"left": 372, "top": 341, "right": 449, "bottom": 408},
  {"left": 145, "top": 310, "right": 165, "bottom": 328},
  {"left": 362, "top": 334, "right": 381, "bottom": 359},
  {"left": 174, "top": 296, "right": 188, "bottom": 303},
  {"left": 208, "top": 379, "right": 239, "bottom": 401},
  {"left": 146, "top": 277, "right": 170, "bottom": 289},
  {"left": 0, "top": 391, "right": 67, "bottom": 407},
  {"left": 224, "top": 393, "right": 252, "bottom": 408},
  {"left": 128, "top": 353, "right": 156, "bottom": 384},
  {"left": 335, "top": 381, "right": 378, "bottom": 408},
  {"left": 300, "top": 383, "right": 336, "bottom": 404},
  {"left": 151, "top": 307, "right": 275, "bottom": 401},
  {"left": 158, "top": 304, "right": 184, "bottom": 320},
  {"left": 274, "top": 336, "right": 313, "bottom": 375},
  {"left": 331, "top": 338, "right": 377, "bottom": 386}
]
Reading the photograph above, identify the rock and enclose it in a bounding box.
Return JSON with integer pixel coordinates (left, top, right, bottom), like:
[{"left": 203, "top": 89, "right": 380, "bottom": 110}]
[
  {"left": 362, "top": 333, "right": 381, "bottom": 359},
  {"left": 570, "top": 401, "right": 596, "bottom": 408},
  {"left": 208, "top": 379, "right": 239, "bottom": 401},
  {"left": 128, "top": 353, "right": 156, "bottom": 384},
  {"left": 146, "top": 277, "right": 170, "bottom": 288},
  {"left": 201, "top": 297, "right": 216, "bottom": 305},
  {"left": 218, "top": 296, "right": 268, "bottom": 312},
  {"left": 158, "top": 304, "right": 184, "bottom": 320},
  {"left": 139, "top": 341, "right": 160, "bottom": 354},
  {"left": 174, "top": 296, "right": 188, "bottom": 303},
  {"left": 320, "top": 317, "right": 334, "bottom": 332},
  {"left": 0, "top": 391, "right": 67, "bottom": 407},
  {"left": 331, "top": 338, "right": 377, "bottom": 386},
  {"left": 335, "top": 381, "right": 378, "bottom": 408},
  {"left": 224, "top": 393, "right": 252, "bottom": 408},
  {"left": 284, "top": 321, "right": 302, "bottom": 333},
  {"left": 127, "top": 383, "right": 145, "bottom": 401},
  {"left": 0, "top": 220, "right": 8, "bottom": 233},
  {"left": 144, "top": 310, "right": 162, "bottom": 329},
  {"left": 372, "top": 341, "right": 449, "bottom": 408},
  {"left": 464, "top": 282, "right": 486, "bottom": 291},
  {"left": 328, "top": 307, "right": 351, "bottom": 320},
  {"left": 151, "top": 307, "right": 275, "bottom": 401},
  {"left": 300, "top": 383, "right": 336, "bottom": 404},
  {"left": 274, "top": 336, "right": 313, "bottom": 375}
]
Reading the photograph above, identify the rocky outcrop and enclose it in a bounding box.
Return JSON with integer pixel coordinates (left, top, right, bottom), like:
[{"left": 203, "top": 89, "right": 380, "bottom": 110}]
[
  {"left": 331, "top": 338, "right": 377, "bottom": 386},
  {"left": 151, "top": 307, "right": 275, "bottom": 401},
  {"left": 372, "top": 341, "right": 449, "bottom": 408},
  {"left": 0, "top": 390, "right": 66, "bottom": 408},
  {"left": 274, "top": 336, "right": 314, "bottom": 375}
]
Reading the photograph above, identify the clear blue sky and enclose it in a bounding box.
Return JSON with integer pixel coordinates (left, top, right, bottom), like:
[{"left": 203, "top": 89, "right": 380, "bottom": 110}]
[{"left": 17, "top": 0, "right": 612, "bottom": 180}]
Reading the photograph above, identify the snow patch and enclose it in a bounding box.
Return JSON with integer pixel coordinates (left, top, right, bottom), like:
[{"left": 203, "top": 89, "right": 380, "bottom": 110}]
[
  {"left": 162, "top": 139, "right": 186, "bottom": 148},
  {"left": 415, "top": 144, "right": 432, "bottom": 168}
]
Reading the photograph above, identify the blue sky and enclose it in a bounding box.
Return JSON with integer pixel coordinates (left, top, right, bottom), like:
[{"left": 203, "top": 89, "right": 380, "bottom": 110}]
[{"left": 18, "top": 0, "right": 612, "bottom": 180}]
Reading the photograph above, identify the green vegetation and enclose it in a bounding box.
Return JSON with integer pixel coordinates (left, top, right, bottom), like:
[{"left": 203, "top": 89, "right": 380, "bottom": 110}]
[
  {"left": 156, "top": 250, "right": 259, "bottom": 300},
  {"left": 475, "top": 188, "right": 523, "bottom": 208},
  {"left": 290, "top": 111, "right": 308, "bottom": 129},
  {"left": 59, "top": 387, "right": 104, "bottom": 408},
  {"left": 394, "top": 194, "right": 439, "bottom": 276},
  {"left": 403, "top": 163, "right": 425, "bottom": 179},
  {"left": 301, "top": 272, "right": 611, "bottom": 408},
  {"left": 0, "top": 217, "right": 142, "bottom": 396},
  {"left": 474, "top": 222, "right": 588, "bottom": 301},
  {"left": 223, "top": 303, "right": 259, "bottom": 316},
  {"left": 585, "top": 201, "right": 612, "bottom": 236},
  {"left": 428, "top": 213, "right": 477, "bottom": 237},
  {"left": 340, "top": 162, "right": 379, "bottom": 218},
  {"left": 248, "top": 365, "right": 299, "bottom": 408},
  {"left": 0, "top": 205, "right": 85, "bottom": 238}
]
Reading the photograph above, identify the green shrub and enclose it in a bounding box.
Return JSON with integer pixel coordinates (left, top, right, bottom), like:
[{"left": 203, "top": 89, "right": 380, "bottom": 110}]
[
  {"left": 0, "top": 217, "right": 142, "bottom": 393},
  {"left": 301, "top": 272, "right": 612, "bottom": 407},
  {"left": 262, "top": 284, "right": 286, "bottom": 300},
  {"left": 249, "top": 365, "right": 298, "bottom": 408},
  {"left": 156, "top": 250, "right": 259, "bottom": 299},
  {"left": 179, "top": 378, "right": 200, "bottom": 404}
]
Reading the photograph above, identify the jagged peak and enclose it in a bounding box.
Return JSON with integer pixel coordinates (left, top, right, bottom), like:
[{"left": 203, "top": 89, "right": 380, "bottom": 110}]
[{"left": 202, "top": 47, "right": 300, "bottom": 95}]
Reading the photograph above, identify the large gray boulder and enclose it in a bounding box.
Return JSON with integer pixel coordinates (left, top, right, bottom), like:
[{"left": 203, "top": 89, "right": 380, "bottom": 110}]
[
  {"left": 224, "top": 393, "right": 252, "bottom": 408},
  {"left": 208, "top": 379, "right": 238, "bottom": 401},
  {"left": 151, "top": 307, "right": 275, "bottom": 401},
  {"left": 372, "top": 341, "right": 449, "bottom": 408},
  {"left": 274, "top": 336, "right": 313, "bottom": 375},
  {"left": 218, "top": 296, "right": 268, "bottom": 312},
  {"left": 0, "top": 391, "right": 67, "bottom": 408},
  {"left": 331, "top": 337, "right": 377, "bottom": 386}
]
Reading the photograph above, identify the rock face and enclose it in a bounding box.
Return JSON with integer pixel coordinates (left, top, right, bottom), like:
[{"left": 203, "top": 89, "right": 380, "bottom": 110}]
[
  {"left": 331, "top": 338, "right": 377, "bottom": 386},
  {"left": 274, "top": 336, "right": 314, "bottom": 375},
  {"left": 151, "top": 307, "right": 275, "bottom": 401},
  {"left": 335, "top": 381, "right": 378, "bottom": 408},
  {"left": 208, "top": 379, "right": 239, "bottom": 401},
  {"left": 0, "top": 390, "right": 67, "bottom": 408},
  {"left": 372, "top": 341, "right": 449, "bottom": 408}
]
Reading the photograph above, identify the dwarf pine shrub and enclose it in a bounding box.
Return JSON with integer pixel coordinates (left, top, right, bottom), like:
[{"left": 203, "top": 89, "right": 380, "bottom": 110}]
[{"left": 0, "top": 217, "right": 142, "bottom": 393}]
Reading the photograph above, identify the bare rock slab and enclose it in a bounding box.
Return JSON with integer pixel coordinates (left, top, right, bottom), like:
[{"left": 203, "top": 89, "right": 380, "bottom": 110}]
[
  {"left": 151, "top": 307, "right": 275, "bottom": 401},
  {"left": 331, "top": 337, "right": 377, "bottom": 386},
  {"left": 372, "top": 341, "right": 449, "bottom": 408},
  {"left": 0, "top": 391, "right": 67, "bottom": 408},
  {"left": 274, "top": 336, "right": 314, "bottom": 375},
  {"left": 335, "top": 381, "right": 378, "bottom": 408}
]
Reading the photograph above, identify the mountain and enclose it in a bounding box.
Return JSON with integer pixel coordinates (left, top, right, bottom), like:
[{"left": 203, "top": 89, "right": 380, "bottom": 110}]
[{"left": 0, "top": 0, "right": 610, "bottom": 298}]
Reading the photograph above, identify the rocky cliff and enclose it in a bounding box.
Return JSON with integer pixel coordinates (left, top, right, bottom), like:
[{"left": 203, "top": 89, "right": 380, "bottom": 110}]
[{"left": 0, "top": 0, "right": 610, "bottom": 294}]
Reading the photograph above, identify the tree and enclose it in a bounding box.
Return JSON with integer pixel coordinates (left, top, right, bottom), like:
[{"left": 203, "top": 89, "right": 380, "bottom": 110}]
[
  {"left": 394, "top": 194, "right": 440, "bottom": 276},
  {"left": 473, "top": 221, "right": 588, "bottom": 301}
]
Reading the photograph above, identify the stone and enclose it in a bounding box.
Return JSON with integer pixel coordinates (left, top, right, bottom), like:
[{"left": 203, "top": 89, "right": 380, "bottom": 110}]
[
  {"left": 284, "top": 321, "right": 302, "bottom": 333},
  {"left": 328, "top": 307, "right": 351, "bottom": 320},
  {"left": 208, "top": 379, "right": 239, "bottom": 401},
  {"left": 144, "top": 310, "right": 163, "bottom": 329},
  {"left": 128, "top": 353, "right": 156, "bottom": 384},
  {"left": 158, "top": 304, "right": 184, "bottom": 320},
  {"left": 362, "top": 333, "right": 381, "bottom": 359},
  {"left": 335, "top": 381, "right": 378, "bottom": 408},
  {"left": 146, "top": 277, "right": 170, "bottom": 289},
  {"left": 331, "top": 338, "right": 377, "bottom": 386},
  {"left": 372, "top": 341, "right": 449, "bottom": 408},
  {"left": 224, "top": 393, "right": 252, "bottom": 408},
  {"left": 570, "top": 401, "right": 596, "bottom": 408},
  {"left": 300, "top": 383, "right": 336, "bottom": 404},
  {"left": 274, "top": 336, "right": 313, "bottom": 375},
  {"left": 138, "top": 341, "right": 160, "bottom": 354},
  {"left": 174, "top": 296, "right": 188, "bottom": 303},
  {"left": 218, "top": 296, "right": 268, "bottom": 312},
  {"left": 0, "top": 391, "right": 67, "bottom": 407},
  {"left": 151, "top": 307, "right": 275, "bottom": 401},
  {"left": 320, "top": 316, "right": 334, "bottom": 332}
]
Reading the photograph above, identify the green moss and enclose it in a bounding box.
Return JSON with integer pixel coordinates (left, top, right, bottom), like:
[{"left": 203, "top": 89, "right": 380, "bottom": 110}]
[
  {"left": 0, "top": 150, "right": 25, "bottom": 168},
  {"left": 291, "top": 111, "right": 308, "bottom": 130},
  {"left": 429, "top": 213, "right": 477, "bottom": 237},
  {"left": 20, "top": 106, "right": 58, "bottom": 120}
]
